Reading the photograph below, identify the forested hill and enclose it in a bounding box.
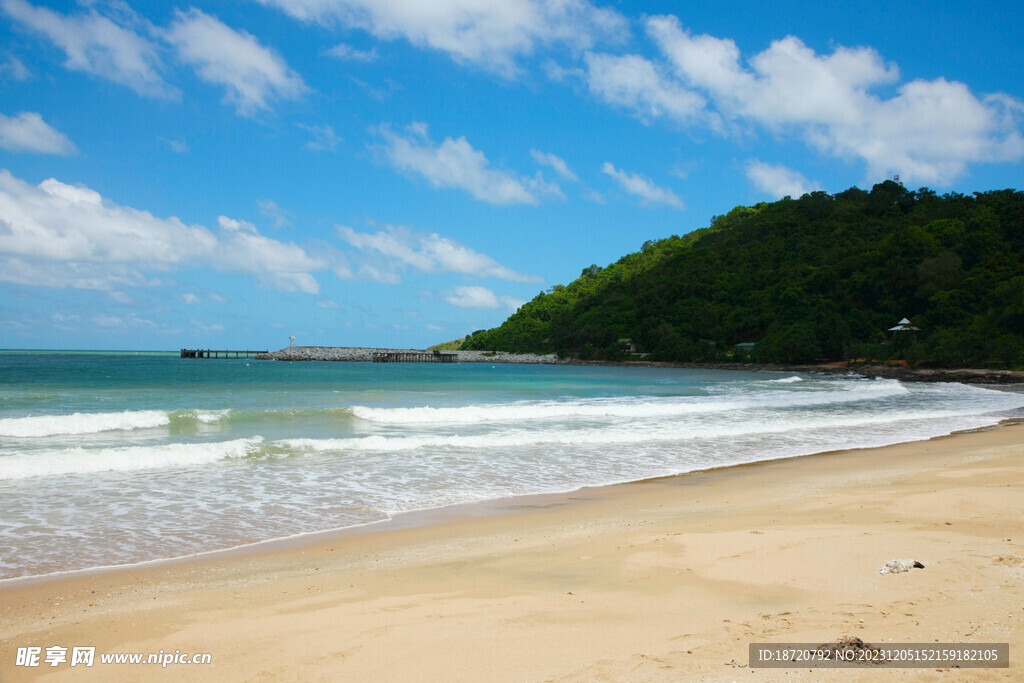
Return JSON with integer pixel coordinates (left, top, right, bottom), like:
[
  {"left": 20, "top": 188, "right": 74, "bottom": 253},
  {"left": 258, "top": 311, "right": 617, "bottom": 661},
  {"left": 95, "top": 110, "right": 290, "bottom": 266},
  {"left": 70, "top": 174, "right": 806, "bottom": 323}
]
[{"left": 462, "top": 182, "right": 1024, "bottom": 368}]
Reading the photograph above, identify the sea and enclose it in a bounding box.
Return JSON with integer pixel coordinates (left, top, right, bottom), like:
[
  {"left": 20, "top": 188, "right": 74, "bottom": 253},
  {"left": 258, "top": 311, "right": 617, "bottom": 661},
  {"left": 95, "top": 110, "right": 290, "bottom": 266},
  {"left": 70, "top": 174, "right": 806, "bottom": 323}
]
[{"left": 1, "top": 350, "right": 1022, "bottom": 581}]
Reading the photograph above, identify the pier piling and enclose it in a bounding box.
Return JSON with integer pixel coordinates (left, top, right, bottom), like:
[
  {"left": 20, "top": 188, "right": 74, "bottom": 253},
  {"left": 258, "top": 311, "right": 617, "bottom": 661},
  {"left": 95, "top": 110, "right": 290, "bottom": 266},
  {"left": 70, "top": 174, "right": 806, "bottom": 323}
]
[
  {"left": 180, "top": 349, "right": 268, "bottom": 359},
  {"left": 372, "top": 350, "right": 457, "bottom": 363}
]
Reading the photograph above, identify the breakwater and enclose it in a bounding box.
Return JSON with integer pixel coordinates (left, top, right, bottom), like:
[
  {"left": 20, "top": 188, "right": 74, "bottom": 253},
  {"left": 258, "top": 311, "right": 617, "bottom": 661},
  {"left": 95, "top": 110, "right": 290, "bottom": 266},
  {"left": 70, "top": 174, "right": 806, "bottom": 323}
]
[{"left": 260, "top": 346, "right": 565, "bottom": 364}]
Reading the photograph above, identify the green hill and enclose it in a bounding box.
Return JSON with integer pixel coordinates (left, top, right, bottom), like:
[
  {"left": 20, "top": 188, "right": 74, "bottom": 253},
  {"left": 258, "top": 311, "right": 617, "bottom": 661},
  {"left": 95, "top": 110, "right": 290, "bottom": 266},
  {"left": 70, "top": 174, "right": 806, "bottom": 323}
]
[{"left": 462, "top": 182, "right": 1024, "bottom": 368}]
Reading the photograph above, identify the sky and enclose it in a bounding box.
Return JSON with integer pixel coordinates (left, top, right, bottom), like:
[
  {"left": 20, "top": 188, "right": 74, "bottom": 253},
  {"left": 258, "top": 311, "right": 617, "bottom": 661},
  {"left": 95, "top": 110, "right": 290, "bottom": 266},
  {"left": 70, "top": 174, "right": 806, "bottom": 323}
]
[{"left": 1, "top": 0, "right": 1022, "bottom": 351}]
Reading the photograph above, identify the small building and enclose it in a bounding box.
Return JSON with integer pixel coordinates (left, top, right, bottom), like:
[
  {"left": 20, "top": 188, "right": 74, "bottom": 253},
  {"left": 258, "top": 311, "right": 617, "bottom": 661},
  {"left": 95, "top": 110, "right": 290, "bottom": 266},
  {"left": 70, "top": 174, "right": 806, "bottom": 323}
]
[
  {"left": 888, "top": 317, "right": 919, "bottom": 333},
  {"left": 888, "top": 317, "right": 920, "bottom": 343}
]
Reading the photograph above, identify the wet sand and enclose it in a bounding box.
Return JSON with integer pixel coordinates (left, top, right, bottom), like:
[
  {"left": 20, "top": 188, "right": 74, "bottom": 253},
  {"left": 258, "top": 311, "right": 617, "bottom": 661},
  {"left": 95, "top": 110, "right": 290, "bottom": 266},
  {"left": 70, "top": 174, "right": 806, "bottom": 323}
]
[{"left": 1, "top": 424, "right": 1022, "bottom": 681}]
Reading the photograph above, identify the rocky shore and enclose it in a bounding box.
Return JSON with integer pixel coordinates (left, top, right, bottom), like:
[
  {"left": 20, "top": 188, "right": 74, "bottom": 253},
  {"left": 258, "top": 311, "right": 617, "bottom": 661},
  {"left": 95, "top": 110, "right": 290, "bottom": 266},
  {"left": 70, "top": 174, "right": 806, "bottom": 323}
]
[
  {"left": 260, "top": 346, "right": 565, "bottom": 364},
  {"left": 671, "top": 362, "right": 1024, "bottom": 384}
]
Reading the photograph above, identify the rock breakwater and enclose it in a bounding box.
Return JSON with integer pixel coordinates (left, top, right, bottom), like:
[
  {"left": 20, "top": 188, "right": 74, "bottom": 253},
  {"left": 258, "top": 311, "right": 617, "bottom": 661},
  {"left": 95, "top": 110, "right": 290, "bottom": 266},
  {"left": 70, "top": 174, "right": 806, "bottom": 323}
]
[{"left": 260, "top": 346, "right": 565, "bottom": 364}]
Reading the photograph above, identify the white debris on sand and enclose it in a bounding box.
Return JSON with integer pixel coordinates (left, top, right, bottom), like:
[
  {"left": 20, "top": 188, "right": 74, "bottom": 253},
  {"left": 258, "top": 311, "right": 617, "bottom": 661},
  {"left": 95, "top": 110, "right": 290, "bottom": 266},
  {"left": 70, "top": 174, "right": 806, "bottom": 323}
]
[{"left": 878, "top": 559, "right": 925, "bottom": 575}]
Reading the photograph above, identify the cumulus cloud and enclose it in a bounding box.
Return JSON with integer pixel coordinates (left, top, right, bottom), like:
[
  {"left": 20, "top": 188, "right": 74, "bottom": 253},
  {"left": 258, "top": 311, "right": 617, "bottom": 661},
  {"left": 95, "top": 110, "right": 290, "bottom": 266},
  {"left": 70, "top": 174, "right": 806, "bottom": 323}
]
[
  {"left": 0, "top": 112, "right": 76, "bottom": 155},
  {"left": 376, "top": 123, "right": 562, "bottom": 205},
  {"left": 337, "top": 224, "right": 542, "bottom": 283},
  {"left": 585, "top": 52, "right": 707, "bottom": 125},
  {"left": 584, "top": 13, "right": 1024, "bottom": 185},
  {"left": 745, "top": 160, "right": 820, "bottom": 199},
  {"left": 443, "top": 285, "right": 523, "bottom": 310},
  {"left": 530, "top": 149, "right": 578, "bottom": 181},
  {"left": 217, "top": 216, "right": 324, "bottom": 293},
  {"left": 601, "top": 162, "right": 684, "bottom": 209},
  {"left": 256, "top": 0, "right": 627, "bottom": 77},
  {"left": 166, "top": 8, "right": 307, "bottom": 116},
  {"left": 0, "top": 169, "right": 326, "bottom": 293},
  {"left": 1, "top": 0, "right": 177, "bottom": 99}
]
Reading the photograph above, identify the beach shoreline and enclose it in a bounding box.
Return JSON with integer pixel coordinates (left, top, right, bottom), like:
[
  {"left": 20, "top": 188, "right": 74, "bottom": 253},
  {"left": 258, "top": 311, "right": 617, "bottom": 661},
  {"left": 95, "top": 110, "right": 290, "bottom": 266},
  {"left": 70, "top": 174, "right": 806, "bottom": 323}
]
[
  {"left": 2, "top": 422, "right": 1021, "bottom": 680},
  {"left": 2, "top": 419, "right": 1017, "bottom": 589}
]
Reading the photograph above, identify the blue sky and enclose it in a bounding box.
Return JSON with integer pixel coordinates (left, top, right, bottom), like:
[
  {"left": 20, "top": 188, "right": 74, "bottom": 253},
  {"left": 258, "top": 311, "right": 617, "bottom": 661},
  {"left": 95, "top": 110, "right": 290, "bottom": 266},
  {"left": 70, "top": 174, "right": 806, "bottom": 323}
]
[{"left": 1, "top": 0, "right": 1022, "bottom": 351}]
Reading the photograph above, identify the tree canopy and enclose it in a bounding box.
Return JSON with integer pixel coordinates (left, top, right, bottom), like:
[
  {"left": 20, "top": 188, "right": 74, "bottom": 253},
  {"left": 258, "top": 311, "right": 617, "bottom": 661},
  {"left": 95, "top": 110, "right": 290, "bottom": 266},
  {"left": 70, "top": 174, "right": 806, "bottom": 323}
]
[{"left": 462, "top": 182, "right": 1024, "bottom": 368}]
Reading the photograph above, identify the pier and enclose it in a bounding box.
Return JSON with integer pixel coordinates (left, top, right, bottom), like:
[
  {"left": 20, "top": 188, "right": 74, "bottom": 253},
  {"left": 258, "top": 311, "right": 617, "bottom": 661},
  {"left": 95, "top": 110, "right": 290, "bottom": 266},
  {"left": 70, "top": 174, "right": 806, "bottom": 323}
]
[
  {"left": 372, "top": 350, "right": 457, "bottom": 363},
  {"left": 180, "top": 349, "right": 268, "bottom": 359}
]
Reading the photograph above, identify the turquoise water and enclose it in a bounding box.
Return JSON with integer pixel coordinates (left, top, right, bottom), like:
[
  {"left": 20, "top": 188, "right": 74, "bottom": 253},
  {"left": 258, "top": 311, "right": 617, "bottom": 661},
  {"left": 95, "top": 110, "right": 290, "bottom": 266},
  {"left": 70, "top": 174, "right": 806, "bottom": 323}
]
[{"left": 1, "top": 351, "right": 1022, "bottom": 580}]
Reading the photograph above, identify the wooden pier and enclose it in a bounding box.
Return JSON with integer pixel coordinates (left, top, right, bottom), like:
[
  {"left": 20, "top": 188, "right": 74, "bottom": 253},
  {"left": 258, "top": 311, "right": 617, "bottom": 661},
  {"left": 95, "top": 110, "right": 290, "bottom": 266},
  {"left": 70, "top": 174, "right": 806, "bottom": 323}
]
[
  {"left": 372, "top": 350, "right": 457, "bottom": 363},
  {"left": 180, "top": 349, "right": 268, "bottom": 359}
]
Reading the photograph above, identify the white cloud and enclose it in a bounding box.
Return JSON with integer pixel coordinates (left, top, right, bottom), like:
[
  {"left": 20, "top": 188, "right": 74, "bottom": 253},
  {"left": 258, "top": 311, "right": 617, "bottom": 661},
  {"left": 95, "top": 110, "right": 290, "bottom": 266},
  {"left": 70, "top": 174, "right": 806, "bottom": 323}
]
[
  {"left": 258, "top": 198, "right": 293, "bottom": 228},
  {"left": 530, "top": 149, "right": 578, "bottom": 181},
  {"left": 585, "top": 51, "right": 707, "bottom": 125},
  {"left": 354, "top": 263, "right": 402, "bottom": 284},
  {"left": 0, "top": 54, "right": 30, "bottom": 80},
  {"left": 325, "top": 42, "right": 377, "bottom": 62},
  {"left": 585, "top": 13, "right": 1024, "bottom": 186},
  {"left": 166, "top": 8, "right": 307, "bottom": 116},
  {"left": 0, "top": 169, "right": 327, "bottom": 293},
  {"left": 337, "top": 224, "right": 543, "bottom": 283},
  {"left": 0, "top": 112, "right": 76, "bottom": 155},
  {"left": 745, "top": 160, "right": 819, "bottom": 198},
  {"left": 501, "top": 294, "right": 526, "bottom": 311},
  {"left": 443, "top": 285, "right": 524, "bottom": 310},
  {"left": 256, "top": 0, "right": 627, "bottom": 77},
  {"left": 601, "top": 162, "right": 684, "bottom": 209},
  {"left": 299, "top": 123, "right": 341, "bottom": 152},
  {"left": 1, "top": 0, "right": 177, "bottom": 99},
  {"left": 189, "top": 319, "right": 225, "bottom": 334},
  {"left": 443, "top": 285, "right": 499, "bottom": 309},
  {"left": 376, "top": 123, "right": 562, "bottom": 205},
  {"left": 217, "top": 216, "right": 325, "bottom": 293},
  {"left": 316, "top": 299, "right": 340, "bottom": 308},
  {"left": 94, "top": 312, "right": 157, "bottom": 329},
  {"left": 159, "top": 137, "right": 189, "bottom": 153},
  {"left": 179, "top": 293, "right": 200, "bottom": 304}
]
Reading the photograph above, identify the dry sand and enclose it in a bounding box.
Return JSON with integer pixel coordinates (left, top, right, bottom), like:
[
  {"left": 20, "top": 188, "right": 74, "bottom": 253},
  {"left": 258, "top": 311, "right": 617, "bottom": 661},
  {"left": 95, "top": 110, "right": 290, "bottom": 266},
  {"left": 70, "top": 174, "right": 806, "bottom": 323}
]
[{"left": 1, "top": 424, "right": 1022, "bottom": 681}]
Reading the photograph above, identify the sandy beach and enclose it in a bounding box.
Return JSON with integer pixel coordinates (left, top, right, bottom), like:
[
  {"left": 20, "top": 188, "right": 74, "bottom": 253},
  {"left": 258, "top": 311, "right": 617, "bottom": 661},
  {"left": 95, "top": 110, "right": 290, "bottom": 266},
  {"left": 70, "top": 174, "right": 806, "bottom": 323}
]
[{"left": 1, "top": 423, "right": 1021, "bottom": 681}]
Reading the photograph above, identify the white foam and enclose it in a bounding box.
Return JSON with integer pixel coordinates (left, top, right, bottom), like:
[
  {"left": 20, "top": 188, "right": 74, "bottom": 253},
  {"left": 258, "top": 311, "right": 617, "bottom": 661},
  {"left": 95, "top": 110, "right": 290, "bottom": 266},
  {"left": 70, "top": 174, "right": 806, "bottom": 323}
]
[
  {"left": 0, "top": 437, "right": 263, "bottom": 479},
  {"left": 351, "top": 398, "right": 738, "bottom": 424},
  {"left": 771, "top": 375, "right": 804, "bottom": 383},
  {"left": 192, "top": 409, "right": 230, "bottom": 424},
  {"left": 351, "top": 379, "right": 910, "bottom": 425},
  {"left": 0, "top": 410, "right": 170, "bottom": 437},
  {"left": 283, "top": 407, "right": 986, "bottom": 455}
]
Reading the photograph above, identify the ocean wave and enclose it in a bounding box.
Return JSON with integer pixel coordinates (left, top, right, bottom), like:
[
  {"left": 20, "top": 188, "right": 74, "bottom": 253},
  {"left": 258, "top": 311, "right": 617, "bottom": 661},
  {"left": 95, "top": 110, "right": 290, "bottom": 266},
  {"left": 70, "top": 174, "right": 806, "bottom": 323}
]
[
  {"left": 351, "top": 379, "right": 910, "bottom": 425},
  {"left": 283, "top": 407, "right": 987, "bottom": 455},
  {"left": 771, "top": 375, "right": 804, "bottom": 383},
  {"left": 192, "top": 409, "right": 231, "bottom": 424},
  {"left": 350, "top": 399, "right": 739, "bottom": 424},
  {"left": 0, "top": 410, "right": 171, "bottom": 437},
  {"left": 0, "top": 437, "right": 263, "bottom": 479}
]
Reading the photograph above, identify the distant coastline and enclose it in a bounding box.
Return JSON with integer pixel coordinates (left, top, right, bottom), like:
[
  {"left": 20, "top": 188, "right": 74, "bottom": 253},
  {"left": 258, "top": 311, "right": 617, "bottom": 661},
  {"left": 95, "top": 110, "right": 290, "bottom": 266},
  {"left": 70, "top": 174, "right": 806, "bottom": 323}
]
[{"left": 259, "top": 346, "right": 1024, "bottom": 384}]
